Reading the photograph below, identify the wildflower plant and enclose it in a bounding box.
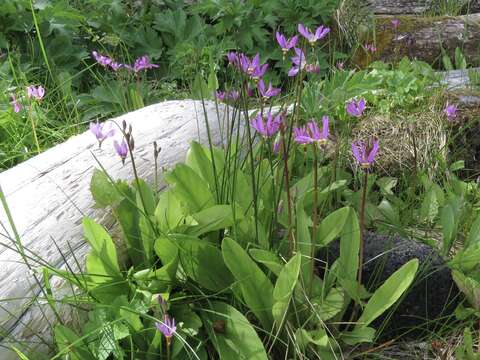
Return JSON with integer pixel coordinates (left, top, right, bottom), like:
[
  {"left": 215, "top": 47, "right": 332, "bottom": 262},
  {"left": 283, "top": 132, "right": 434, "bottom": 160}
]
[{"left": 37, "top": 19, "right": 428, "bottom": 360}]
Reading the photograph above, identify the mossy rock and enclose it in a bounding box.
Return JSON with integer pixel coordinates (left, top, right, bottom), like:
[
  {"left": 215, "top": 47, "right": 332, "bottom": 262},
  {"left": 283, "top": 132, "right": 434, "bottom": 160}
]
[{"left": 353, "top": 14, "right": 480, "bottom": 69}]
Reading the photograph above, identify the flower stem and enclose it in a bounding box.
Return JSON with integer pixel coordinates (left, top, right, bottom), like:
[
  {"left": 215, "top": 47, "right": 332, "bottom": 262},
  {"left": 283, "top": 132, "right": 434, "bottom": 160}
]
[
  {"left": 310, "top": 143, "right": 319, "bottom": 293},
  {"left": 357, "top": 170, "right": 369, "bottom": 286},
  {"left": 29, "top": 104, "right": 41, "bottom": 154},
  {"left": 281, "top": 125, "right": 294, "bottom": 256}
]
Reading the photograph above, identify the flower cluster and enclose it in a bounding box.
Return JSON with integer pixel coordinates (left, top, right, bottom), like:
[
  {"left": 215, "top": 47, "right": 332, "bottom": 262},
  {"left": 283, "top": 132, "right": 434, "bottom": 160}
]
[
  {"left": 10, "top": 85, "right": 46, "bottom": 113},
  {"left": 156, "top": 314, "right": 176, "bottom": 345},
  {"left": 92, "top": 51, "right": 158, "bottom": 73},
  {"left": 294, "top": 116, "right": 330, "bottom": 145},
  {"left": 216, "top": 90, "right": 240, "bottom": 102},
  {"left": 251, "top": 112, "right": 283, "bottom": 138}
]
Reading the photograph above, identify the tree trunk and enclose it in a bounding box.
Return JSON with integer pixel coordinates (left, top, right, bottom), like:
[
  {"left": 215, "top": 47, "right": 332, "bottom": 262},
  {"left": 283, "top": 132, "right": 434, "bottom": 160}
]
[{"left": 354, "top": 14, "right": 480, "bottom": 68}]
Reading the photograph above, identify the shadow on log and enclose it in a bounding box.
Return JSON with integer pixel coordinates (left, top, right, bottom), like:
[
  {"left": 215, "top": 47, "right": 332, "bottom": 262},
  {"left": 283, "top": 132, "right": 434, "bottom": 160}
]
[
  {"left": 0, "top": 100, "right": 232, "bottom": 359},
  {"left": 354, "top": 14, "right": 480, "bottom": 68}
]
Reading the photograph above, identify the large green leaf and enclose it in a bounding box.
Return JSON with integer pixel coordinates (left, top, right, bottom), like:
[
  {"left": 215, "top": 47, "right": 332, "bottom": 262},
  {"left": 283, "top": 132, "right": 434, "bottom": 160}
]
[
  {"left": 169, "top": 234, "right": 233, "bottom": 292},
  {"left": 186, "top": 141, "right": 216, "bottom": 191},
  {"left": 249, "top": 249, "right": 283, "bottom": 276},
  {"left": 272, "top": 253, "right": 302, "bottom": 324},
  {"left": 90, "top": 169, "right": 125, "bottom": 208},
  {"left": 222, "top": 237, "right": 274, "bottom": 329},
  {"left": 164, "top": 163, "right": 215, "bottom": 212},
  {"left": 83, "top": 217, "right": 121, "bottom": 279},
  {"left": 317, "top": 207, "right": 350, "bottom": 246},
  {"left": 356, "top": 258, "right": 418, "bottom": 328},
  {"left": 337, "top": 208, "right": 360, "bottom": 299},
  {"left": 205, "top": 301, "right": 268, "bottom": 360},
  {"left": 186, "top": 205, "right": 237, "bottom": 237}
]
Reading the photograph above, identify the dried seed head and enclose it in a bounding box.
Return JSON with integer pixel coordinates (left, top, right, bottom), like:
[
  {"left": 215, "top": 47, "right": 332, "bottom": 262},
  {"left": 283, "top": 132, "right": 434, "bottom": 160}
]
[{"left": 122, "top": 120, "right": 127, "bottom": 131}]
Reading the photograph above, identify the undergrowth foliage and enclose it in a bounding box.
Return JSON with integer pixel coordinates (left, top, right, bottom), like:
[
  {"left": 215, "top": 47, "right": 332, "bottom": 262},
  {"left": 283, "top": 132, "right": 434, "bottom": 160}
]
[{"left": 5, "top": 1, "right": 480, "bottom": 359}]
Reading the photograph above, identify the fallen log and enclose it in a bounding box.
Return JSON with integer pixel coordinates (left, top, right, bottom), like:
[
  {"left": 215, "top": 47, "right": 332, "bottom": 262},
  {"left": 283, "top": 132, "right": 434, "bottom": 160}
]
[
  {"left": 0, "top": 100, "right": 234, "bottom": 359},
  {"left": 370, "top": 0, "right": 480, "bottom": 14},
  {"left": 354, "top": 14, "right": 480, "bottom": 68}
]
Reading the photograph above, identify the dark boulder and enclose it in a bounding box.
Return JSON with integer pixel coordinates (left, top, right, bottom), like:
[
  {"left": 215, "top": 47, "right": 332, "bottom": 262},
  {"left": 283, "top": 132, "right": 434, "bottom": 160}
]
[{"left": 316, "top": 232, "right": 460, "bottom": 339}]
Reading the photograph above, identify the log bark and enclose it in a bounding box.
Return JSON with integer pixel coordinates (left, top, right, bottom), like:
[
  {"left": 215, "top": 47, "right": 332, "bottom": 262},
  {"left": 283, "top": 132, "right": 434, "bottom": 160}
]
[
  {"left": 354, "top": 14, "right": 480, "bottom": 68},
  {"left": 370, "top": 0, "right": 480, "bottom": 14},
  {"left": 0, "top": 100, "right": 234, "bottom": 359}
]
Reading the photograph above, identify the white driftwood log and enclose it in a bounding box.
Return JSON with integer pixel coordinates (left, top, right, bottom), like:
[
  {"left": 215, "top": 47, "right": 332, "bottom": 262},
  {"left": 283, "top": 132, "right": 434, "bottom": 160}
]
[{"left": 0, "top": 100, "right": 233, "bottom": 359}]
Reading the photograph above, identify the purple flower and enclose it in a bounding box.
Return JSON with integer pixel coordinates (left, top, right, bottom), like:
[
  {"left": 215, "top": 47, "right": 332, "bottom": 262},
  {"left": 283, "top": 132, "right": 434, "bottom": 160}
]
[
  {"left": 27, "top": 85, "right": 45, "bottom": 101},
  {"left": 215, "top": 91, "right": 226, "bottom": 102},
  {"left": 444, "top": 103, "right": 458, "bottom": 121},
  {"left": 288, "top": 48, "right": 306, "bottom": 76},
  {"left": 114, "top": 139, "right": 129, "bottom": 163},
  {"left": 229, "top": 90, "right": 240, "bottom": 101},
  {"left": 346, "top": 99, "right": 366, "bottom": 117},
  {"left": 156, "top": 314, "right": 176, "bottom": 343},
  {"left": 227, "top": 52, "right": 239, "bottom": 66},
  {"left": 130, "top": 56, "right": 159, "bottom": 73},
  {"left": 294, "top": 116, "right": 330, "bottom": 145},
  {"left": 391, "top": 19, "right": 400, "bottom": 30},
  {"left": 90, "top": 121, "right": 115, "bottom": 147},
  {"left": 251, "top": 112, "right": 282, "bottom": 138},
  {"left": 10, "top": 94, "right": 21, "bottom": 113},
  {"left": 92, "top": 51, "right": 113, "bottom": 67},
  {"left": 352, "top": 139, "right": 379, "bottom": 169},
  {"left": 305, "top": 64, "right": 320, "bottom": 74},
  {"left": 337, "top": 61, "right": 345, "bottom": 70},
  {"left": 109, "top": 61, "right": 123, "bottom": 71},
  {"left": 239, "top": 53, "right": 268, "bottom": 80},
  {"left": 364, "top": 43, "right": 377, "bottom": 53},
  {"left": 258, "top": 80, "right": 281, "bottom": 99},
  {"left": 298, "top": 24, "right": 330, "bottom": 45},
  {"left": 276, "top": 32, "right": 298, "bottom": 54},
  {"left": 273, "top": 137, "right": 281, "bottom": 154}
]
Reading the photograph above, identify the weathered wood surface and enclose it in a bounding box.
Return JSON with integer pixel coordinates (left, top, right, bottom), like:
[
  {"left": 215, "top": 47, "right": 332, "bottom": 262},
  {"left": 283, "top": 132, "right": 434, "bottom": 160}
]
[
  {"left": 355, "top": 14, "right": 480, "bottom": 68},
  {"left": 370, "top": 0, "right": 480, "bottom": 14},
  {"left": 0, "top": 100, "right": 233, "bottom": 359}
]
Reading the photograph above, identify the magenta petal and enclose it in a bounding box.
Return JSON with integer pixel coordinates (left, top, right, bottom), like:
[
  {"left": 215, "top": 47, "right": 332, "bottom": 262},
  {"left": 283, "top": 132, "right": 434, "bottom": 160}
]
[
  {"left": 321, "top": 116, "right": 329, "bottom": 139},
  {"left": 358, "top": 98, "right": 366, "bottom": 113},
  {"left": 351, "top": 142, "right": 363, "bottom": 163},
  {"left": 288, "top": 66, "right": 299, "bottom": 77},
  {"left": 367, "top": 140, "right": 379, "bottom": 163}
]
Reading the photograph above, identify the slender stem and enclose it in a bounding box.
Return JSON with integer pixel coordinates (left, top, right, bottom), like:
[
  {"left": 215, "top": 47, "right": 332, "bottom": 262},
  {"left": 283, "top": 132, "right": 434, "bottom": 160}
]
[
  {"left": 310, "top": 143, "right": 319, "bottom": 293},
  {"left": 281, "top": 126, "right": 294, "bottom": 256},
  {"left": 166, "top": 339, "right": 171, "bottom": 360},
  {"left": 29, "top": 103, "right": 41, "bottom": 154},
  {"left": 357, "top": 170, "right": 369, "bottom": 286}
]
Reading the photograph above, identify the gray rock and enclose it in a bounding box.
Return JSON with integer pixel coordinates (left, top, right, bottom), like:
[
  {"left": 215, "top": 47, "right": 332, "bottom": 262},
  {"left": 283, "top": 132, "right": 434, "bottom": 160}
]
[{"left": 316, "top": 232, "right": 460, "bottom": 339}]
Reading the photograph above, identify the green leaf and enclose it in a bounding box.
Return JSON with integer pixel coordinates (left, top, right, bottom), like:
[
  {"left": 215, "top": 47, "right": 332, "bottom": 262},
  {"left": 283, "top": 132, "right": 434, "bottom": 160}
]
[
  {"left": 154, "top": 189, "right": 188, "bottom": 233},
  {"left": 249, "top": 249, "right": 283, "bottom": 276},
  {"left": 90, "top": 169, "right": 124, "bottom": 208},
  {"left": 272, "top": 253, "right": 302, "bottom": 324},
  {"left": 186, "top": 141, "right": 216, "bottom": 190},
  {"left": 420, "top": 187, "right": 439, "bottom": 223},
  {"left": 440, "top": 203, "right": 456, "bottom": 253},
  {"left": 317, "top": 207, "right": 350, "bottom": 246},
  {"left": 10, "top": 347, "right": 31, "bottom": 360},
  {"left": 314, "top": 287, "right": 344, "bottom": 321},
  {"left": 341, "top": 326, "right": 375, "bottom": 345},
  {"left": 83, "top": 217, "right": 121, "bottom": 279},
  {"left": 466, "top": 212, "right": 480, "bottom": 248},
  {"left": 170, "top": 234, "right": 233, "bottom": 292},
  {"left": 54, "top": 325, "right": 96, "bottom": 360},
  {"left": 186, "top": 205, "right": 237, "bottom": 237},
  {"left": 295, "top": 328, "right": 329, "bottom": 350},
  {"left": 356, "top": 259, "right": 418, "bottom": 328},
  {"left": 338, "top": 208, "right": 360, "bottom": 297},
  {"left": 205, "top": 301, "right": 268, "bottom": 360},
  {"left": 452, "top": 270, "right": 480, "bottom": 310},
  {"left": 164, "top": 163, "right": 215, "bottom": 212},
  {"left": 222, "top": 237, "right": 274, "bottom": 329}
]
